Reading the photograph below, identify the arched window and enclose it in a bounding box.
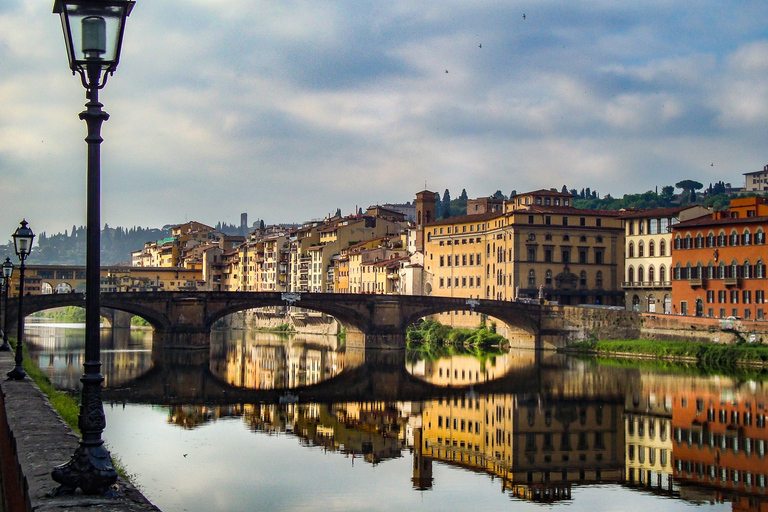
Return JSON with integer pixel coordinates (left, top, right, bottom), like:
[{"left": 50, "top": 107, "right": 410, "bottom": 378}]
[
  {"left": 528, "top": 269, "right": 536, "bottom": 286},
  {"left": 638, "top": 266, "right": 645, "bottom": 283},
  {"left": 628, "top": 242, "right": 635, "bottom": 258},
  {"left": 632, "top": 295, "right": 640, "bottom": 312},
  {"left": 744, "top": 260, "right": 752, "bottom": 279},
  {"left": 648, "top": 265, "right": 655, "bottom": 283},
  {"left": 674, "top": 263, "right": 682, "bottom": 280},
  {"left": 731, "top": 260, "right": 739, "bottom": 279},
  {"left": 638, "top": 241, "right": 645, "bottom": 258},
  {"left": 685, "top": 234, "right": 692, "bottom": 249},
  {"left": 757, "top": 260, "right": 765, "bottom": 279},
  {"left": 685, "top": 263, "right": 692, "bottom": 280},
  {"left": 659, "top": 265, "right": 666, "bottom": 283},
  {"left": 718, "top": 262, "right": 726, "bottom": 279},
  {"left": 628, "top": 266, "right": 635, "bottom": 283},
  {"left": 742, "top": 229, "right": 752, "bottom": 246},
  {"left": 674, "top": 236, "right": 682, "bottom": 250},
  {"left": 696, "top": 262, "right": 703, "bottom": 279},
  {"left": 596, "top": 271, "right": 603, "bottom": 287},
  {"left": 716, "top": 230, "right": 726, "bottom": 247},
  {"left": 707, "top": 262, "right": 714, "bottom": 279},
  {"left": 695, "top": 233, "right": 703, "bottom": 248},
  {"left": 660, "top": 240, "right": 666, "bottom": 256},
  {"left": 730, "top": 230, "right": 739, "bottom": 246},
  {"left": 706, "top": 231, "right": 715, "bottom": 248},
  {"left": 649, "top": 240, "right": 655, "bottom": 257},
  {"left": 756, "top": 229, "right": 765, "bottom": 245},
  {"left": 545, "top": 269, "right": 553, "bottom": 285}
]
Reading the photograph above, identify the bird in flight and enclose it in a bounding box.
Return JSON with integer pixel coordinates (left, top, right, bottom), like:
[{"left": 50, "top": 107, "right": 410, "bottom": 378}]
[
  {"left": 523, "top": 13, "right": 526, "bottom": 19},
  {"left": 479, "top": 43, "right": 482, "bottom": 48}
]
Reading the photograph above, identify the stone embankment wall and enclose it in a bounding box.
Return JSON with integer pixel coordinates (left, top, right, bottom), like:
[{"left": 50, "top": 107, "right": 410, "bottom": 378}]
[
  {"left": 217, "top": 310, "right": 341, "bottom": 336},
  {"left": 551, "top": 306, "right": 768, "bottom": 346}
]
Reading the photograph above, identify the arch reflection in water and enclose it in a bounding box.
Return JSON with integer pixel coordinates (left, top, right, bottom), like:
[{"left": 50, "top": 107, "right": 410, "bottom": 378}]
[
  {"left": 209, "top": 329, "right": 345, "bottom": 390},
  {"left": 24, "top": 320, "right": 153, "bottom": 390}
]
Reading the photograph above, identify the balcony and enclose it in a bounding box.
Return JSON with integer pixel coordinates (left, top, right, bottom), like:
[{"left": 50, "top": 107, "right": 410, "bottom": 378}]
[
  {"left": 689, "top": 278, "right": 704, "bottom": 288},
  {"left": 724, "top": 277, "right": 739, "bottom": 286},
  {"left": 622, "top": 281, "right": 672, "bottom": 289}
]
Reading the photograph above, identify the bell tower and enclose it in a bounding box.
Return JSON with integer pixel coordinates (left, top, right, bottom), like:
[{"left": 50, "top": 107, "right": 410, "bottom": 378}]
[{"left": 414, "top": 190, "right": 437, "bottom": 252}]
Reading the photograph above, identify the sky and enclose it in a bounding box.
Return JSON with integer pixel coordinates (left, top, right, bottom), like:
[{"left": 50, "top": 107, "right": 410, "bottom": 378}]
[{"left": 1, "top": 1, "right": 767, "bottom": 242}]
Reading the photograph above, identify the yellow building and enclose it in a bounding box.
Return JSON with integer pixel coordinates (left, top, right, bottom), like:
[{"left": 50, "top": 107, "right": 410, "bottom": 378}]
[{"left": 422, "top": 189, "right": 626, "bottom": 329}]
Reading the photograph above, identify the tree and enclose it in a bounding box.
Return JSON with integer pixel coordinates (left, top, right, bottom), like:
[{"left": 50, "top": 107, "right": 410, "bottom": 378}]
[
  {"left": 492, "top": 190, "right": 505, "bottom": 200},
  {"left": 459, "top": 189, "right": 468, "bottom": 201},
  {"left": 675, "top": 180, "right": 703, "bottom": 202},
  {"left": 509, "top": 190, "right": 517, "bottom": 198},
  {"left": 561, "top": 185, "right": 568, "bottom": 194}
]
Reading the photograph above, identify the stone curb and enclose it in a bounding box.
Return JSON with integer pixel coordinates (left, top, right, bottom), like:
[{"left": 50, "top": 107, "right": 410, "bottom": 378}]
[{"left": 0, "top": 351, "right": 161, "bottom": 511}]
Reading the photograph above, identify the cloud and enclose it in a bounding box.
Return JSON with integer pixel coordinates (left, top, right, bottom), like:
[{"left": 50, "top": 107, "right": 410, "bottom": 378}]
[{"left": 1, "top": 1, "right": 767, "bottom": 239}]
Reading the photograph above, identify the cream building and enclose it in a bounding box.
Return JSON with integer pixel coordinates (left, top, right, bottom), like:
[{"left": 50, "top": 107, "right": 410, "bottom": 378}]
[{"left": 621, "top": 206, "right": 709, "bottom": 313}]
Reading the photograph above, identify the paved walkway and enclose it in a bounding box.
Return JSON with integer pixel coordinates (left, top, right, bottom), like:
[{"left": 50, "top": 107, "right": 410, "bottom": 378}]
[{"left": 0, "top": 351, "right": 160, "bottom": 511}]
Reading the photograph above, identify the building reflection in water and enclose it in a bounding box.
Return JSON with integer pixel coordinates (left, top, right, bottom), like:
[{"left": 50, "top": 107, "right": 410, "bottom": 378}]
[{"left": 23, "top": 321, "right": 768, "bottom": 509}]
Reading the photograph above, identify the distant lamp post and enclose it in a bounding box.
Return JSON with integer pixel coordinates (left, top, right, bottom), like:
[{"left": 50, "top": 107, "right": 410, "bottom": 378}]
[
  {"left": 52, "top": 0, "right": 134, "bottom": 496},
  {"left": 7, "top": 220, "right": 34, "bottom": 380},
  {"left": 0, "top": 258, "right": 14, "bottom": 352}
]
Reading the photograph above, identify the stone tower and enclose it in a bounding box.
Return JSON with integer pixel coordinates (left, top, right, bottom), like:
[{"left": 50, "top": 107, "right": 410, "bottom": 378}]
[{"left": 414, "top": 190, "right": 437, "bottom": 252}]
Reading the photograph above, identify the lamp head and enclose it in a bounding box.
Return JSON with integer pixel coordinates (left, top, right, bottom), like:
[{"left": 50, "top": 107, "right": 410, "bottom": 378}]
[
  {"left": 53, "top": 0, "right": 135, "bottom": 89},
  {"left": 12, "top": 220, "right": 35, "bottom": 262},
  {"left": 1, "top": 258, "right": 12, "bottom": 279}
]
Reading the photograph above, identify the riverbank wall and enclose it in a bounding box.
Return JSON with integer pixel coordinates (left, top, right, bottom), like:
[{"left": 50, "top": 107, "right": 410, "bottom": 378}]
[{"left": 0, "top": 351, "right": 160, "bottom": 512}]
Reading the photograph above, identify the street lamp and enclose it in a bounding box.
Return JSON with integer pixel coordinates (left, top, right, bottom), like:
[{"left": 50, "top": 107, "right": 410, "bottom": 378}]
[
  {"left": 0, "top": 258, "right": 13, "bottom": 352},
  {"left": 7, "top": 220, "right": 34, "bottom": 380},
  {"left": 51, "top": 0, "right": 134, "bottom": 496}
]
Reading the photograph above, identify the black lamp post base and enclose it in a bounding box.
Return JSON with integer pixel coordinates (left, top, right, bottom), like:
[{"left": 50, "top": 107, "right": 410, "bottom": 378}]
[
  {"left": 0, "top": 343, "right": 11, "bottom": 352},
  {"left": 6, "top": 366, "right": 26, "bottom": 380},
  {"left": 51, "top": 443, "right": 118, "bottom": 496}
]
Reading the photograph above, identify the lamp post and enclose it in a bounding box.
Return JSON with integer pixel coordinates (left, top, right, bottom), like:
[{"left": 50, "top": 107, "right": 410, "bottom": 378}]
[
  {"left": 51, "top": 0, "right": 134, "bottom": 496},
  {"left": 7, "top": 220, "right": 34, "bottom": 380},
  {"left": 0, "top": 258, "right": 13, "bottom": 352}
]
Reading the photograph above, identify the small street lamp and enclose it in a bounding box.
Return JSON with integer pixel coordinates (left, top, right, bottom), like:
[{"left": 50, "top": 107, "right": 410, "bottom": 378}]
[
  {"left": 51, "top": 0, "right": 135, "bottom": 496},
  {"left": 0, "top": 258, "right": 13, "bottom": 352},
  {"left": 7, "top": 220, "right": 34, "bottom": 380}
]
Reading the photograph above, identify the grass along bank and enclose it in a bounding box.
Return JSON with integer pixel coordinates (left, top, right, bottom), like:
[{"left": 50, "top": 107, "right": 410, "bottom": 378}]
[
  {"left": 563, "top": 339, "right": 768, "bottom": 368},
  {"left": 12, "top": 339, "right": 132, "bottom": 478}
]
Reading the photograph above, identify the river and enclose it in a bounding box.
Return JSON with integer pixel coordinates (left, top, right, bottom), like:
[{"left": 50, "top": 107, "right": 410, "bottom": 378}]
[{"left": 22, "top": 319, "right": 768, "bottom": 512}]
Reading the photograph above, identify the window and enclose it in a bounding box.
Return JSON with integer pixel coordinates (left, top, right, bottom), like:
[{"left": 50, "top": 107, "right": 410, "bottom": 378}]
[
  {"left": 596, "top": 271, "right": 603, "bottom": 287},
  {"left": 628, "top": 242, "right": 635, "bottom": 258},
  {"left": 562, "top": 249, "right": 570, "bottom": 263},
  {"left": 638, "top": 242, "right": 644, "bottom": 258},
  {"left": 649, "top": 240, "right": 655, "bottom": 257},
  {"left": 528, "top": 248, "right": 536, "bottom": 262},
  {"left": 528, "top": 269, "right": 536, "bottom": 286},
  {"left": 660, "top": 240, "right": 666, "bottom": 256},
  {"left": 580, "top": 270, "right": 587, "bottom": 286},
  {"left": 546, "top": 269, "right": 553, "bottom": 285},
  {"left": 579, "top": 250, "right": 588, "bottom": 264}
]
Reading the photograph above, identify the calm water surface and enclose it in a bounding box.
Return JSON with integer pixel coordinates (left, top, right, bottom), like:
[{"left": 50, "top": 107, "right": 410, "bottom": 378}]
[{"left": 23, "top": 320, "right": 767, "bottom": 512}]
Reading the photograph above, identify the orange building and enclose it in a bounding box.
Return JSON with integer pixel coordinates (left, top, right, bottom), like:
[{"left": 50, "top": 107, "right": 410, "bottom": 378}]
[
  {"left": 671, "top": 197, "right": 768, "bottom": 320},
  {"left": 671, "top": 389, "right": 768, "bottom": 509}
]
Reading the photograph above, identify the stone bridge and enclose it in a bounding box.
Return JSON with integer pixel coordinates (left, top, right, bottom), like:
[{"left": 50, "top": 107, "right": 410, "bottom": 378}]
[{"left": 6, "top": 292, "right": 642, "bottom": 350}]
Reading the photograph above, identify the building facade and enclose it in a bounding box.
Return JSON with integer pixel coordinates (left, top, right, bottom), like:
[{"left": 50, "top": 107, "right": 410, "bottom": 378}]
[
  {"left": 671, "top": 197, "right": 768, "bottom": 319},
  {"left": 622, "top": 206, "right": 710, "bottom": 313}
]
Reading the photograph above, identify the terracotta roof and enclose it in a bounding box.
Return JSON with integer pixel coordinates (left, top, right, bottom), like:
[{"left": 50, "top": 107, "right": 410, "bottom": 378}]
[
  {"left": 426, "top": 211, "right": 504, "bottom": 227},
  {"left": 521, "top": 205, "right": 623, "bottom": 217},
  {"left": 512, "top": 189, "right": 574, "bottom": 198},
  {"left": 674, "top": 214, "right": 768, "bottom": 229},
  {"left": 618, "top": 206, "right": 696, "bottom": 219}
]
